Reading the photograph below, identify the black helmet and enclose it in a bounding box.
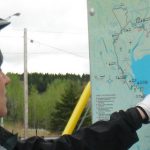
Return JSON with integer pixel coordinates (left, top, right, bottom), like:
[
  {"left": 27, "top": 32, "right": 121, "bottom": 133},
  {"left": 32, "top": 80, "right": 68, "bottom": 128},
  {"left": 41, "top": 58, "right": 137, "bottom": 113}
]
[
  {"left": 0, "top": 18, "right": 10, "bottom": 30},
  {"left": 0, "top": 50, "right": 3, "bottom": 70}
]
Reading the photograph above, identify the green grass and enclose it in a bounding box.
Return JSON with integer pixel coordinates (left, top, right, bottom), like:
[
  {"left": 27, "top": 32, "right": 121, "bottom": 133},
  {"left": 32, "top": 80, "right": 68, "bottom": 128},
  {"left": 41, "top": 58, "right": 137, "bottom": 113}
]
[{"left": 3, "top": 122, "right": 60, "bottom": 138}]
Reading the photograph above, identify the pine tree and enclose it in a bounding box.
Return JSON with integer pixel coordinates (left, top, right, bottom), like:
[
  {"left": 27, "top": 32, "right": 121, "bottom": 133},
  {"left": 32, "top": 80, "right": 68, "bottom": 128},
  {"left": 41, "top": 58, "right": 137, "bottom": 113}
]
[
  {"left": 49, "top": 80, "right": 81, "bottom": 132},
  {"left": 49, "top": 80, "right": 92, "bottom": 132}
]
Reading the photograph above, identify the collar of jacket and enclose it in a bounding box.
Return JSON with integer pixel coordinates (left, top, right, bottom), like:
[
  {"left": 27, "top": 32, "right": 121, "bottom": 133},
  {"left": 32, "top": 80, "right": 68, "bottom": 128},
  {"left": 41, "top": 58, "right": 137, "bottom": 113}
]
[
  {"left": 3, "top": 134, "right": 18, "bottom": 150},
  {"left": 0, "top": 126, "right": 18, "bottom": 150},
  {"left": 0, "top": 145, "right": 7, "bottom": 150}
]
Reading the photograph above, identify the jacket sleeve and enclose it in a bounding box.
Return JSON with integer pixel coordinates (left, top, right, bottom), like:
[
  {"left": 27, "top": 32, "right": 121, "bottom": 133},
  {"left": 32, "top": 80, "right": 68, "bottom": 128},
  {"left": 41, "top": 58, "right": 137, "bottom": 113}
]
[
  {"left": 48, "top": 107, "right": 144, "bottom": 150},
  {"left": 70, "top": 107, "right": 144, "bottom": 150},
  {"left": 0, "top": 107, "right": 144, "bottom": 150}
]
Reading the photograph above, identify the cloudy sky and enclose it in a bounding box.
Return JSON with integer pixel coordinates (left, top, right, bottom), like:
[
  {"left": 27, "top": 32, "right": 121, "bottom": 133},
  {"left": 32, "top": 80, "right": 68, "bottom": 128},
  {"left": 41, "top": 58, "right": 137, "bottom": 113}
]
[{"left": 0, "top": 0, "right": 90, "bottom": 75}]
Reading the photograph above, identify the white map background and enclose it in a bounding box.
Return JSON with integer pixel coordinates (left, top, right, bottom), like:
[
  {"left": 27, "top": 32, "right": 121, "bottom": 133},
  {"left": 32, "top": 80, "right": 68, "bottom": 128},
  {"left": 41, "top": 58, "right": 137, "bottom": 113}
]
[{"left": 88, "top": 0, "right": 150, "bottom": 149}]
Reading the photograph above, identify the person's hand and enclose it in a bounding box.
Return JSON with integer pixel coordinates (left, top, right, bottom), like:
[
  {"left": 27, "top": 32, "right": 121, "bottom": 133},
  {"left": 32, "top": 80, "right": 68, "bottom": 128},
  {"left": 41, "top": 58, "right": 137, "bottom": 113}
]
[{"left": 136, "top": 94, "right": 150, "bottom": 121}]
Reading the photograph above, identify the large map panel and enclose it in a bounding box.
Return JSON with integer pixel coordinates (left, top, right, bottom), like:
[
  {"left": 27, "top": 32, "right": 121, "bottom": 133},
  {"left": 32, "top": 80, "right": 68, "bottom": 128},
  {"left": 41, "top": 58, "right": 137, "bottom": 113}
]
[{"left": 87, "top": 0, "right": 150, "bottom": 149}]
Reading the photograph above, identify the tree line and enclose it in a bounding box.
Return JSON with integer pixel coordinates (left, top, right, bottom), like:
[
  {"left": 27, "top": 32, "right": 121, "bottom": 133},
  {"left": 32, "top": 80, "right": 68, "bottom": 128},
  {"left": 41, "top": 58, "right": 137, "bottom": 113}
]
[{"left": 5, "top": 73, "right": 91, "bottom": 133}]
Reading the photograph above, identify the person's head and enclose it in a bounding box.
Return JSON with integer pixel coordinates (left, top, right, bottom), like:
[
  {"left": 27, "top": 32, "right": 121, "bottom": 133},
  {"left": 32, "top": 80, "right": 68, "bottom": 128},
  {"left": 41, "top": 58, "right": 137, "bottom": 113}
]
[{"left": 0, "top": 50, "right": 10, "bottom": 117}]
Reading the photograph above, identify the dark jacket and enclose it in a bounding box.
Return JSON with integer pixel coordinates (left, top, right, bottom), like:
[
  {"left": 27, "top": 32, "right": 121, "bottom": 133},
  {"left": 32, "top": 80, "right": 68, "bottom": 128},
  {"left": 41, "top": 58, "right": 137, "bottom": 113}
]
[{"left": 0, "top": 107, "right": 145, "bottom": 150}]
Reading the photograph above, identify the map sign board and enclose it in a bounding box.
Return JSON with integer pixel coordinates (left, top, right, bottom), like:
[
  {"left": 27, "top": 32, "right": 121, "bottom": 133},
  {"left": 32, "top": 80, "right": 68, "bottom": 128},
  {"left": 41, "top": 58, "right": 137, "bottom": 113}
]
[{"left": 87, "top": 0, "right": 150, "bottom": 149}]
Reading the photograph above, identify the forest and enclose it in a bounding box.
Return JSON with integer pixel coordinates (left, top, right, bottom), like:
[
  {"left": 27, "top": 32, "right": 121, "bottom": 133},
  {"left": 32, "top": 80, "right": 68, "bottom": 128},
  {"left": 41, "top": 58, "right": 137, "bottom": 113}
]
[{"left": 5, "top": 73, "right": 91, "bottom": 136}]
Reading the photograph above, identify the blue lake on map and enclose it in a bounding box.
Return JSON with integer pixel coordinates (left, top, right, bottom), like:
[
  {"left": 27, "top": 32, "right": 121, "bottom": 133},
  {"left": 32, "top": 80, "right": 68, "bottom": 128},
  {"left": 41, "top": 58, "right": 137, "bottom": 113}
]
[{"left": 131, "top": 54, "right": 150, "bottom": 95}]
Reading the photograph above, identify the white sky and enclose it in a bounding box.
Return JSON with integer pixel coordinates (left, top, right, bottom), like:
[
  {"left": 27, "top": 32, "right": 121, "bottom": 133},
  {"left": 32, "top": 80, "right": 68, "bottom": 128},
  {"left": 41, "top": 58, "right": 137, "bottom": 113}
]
[{"left": 0, "top": 0, "right": 90, "bottom": 75}]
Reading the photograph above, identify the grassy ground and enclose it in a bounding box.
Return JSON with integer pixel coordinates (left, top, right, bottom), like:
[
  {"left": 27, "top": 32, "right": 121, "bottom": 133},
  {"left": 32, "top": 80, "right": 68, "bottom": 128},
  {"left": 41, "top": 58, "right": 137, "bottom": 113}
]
[{"left": 3, "top": 122, "right": 59, "bottom": 138}]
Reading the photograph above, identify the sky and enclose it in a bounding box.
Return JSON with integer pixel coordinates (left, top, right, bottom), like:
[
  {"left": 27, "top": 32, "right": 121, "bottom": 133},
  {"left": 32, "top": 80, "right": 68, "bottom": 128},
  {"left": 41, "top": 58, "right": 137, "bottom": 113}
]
[{"left": 0, "top": 0, "right": 90, "bottom": 75}]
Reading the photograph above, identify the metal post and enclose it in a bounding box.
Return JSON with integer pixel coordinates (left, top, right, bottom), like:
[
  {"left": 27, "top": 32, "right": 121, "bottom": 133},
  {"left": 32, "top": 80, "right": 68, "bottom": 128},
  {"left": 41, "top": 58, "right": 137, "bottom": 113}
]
[
  {"left": 62, "top": 82, "right": 91, "bottom": 135},
  {"left": 24, "top": 28, "right": 28, "bottom": 138}
]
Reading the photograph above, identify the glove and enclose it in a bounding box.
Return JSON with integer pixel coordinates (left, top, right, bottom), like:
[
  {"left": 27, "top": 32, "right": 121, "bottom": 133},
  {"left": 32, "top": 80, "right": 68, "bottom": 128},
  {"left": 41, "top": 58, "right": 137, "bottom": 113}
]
[{"left": 136, "top": 94, "right": 150, "bottom": 121}]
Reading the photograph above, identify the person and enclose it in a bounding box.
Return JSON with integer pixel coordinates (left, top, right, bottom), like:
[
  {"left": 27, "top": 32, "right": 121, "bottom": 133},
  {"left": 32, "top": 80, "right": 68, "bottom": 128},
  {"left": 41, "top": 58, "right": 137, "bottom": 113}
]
[{"left": 0, "top": 49, "right": 150, "bottom": 150}]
